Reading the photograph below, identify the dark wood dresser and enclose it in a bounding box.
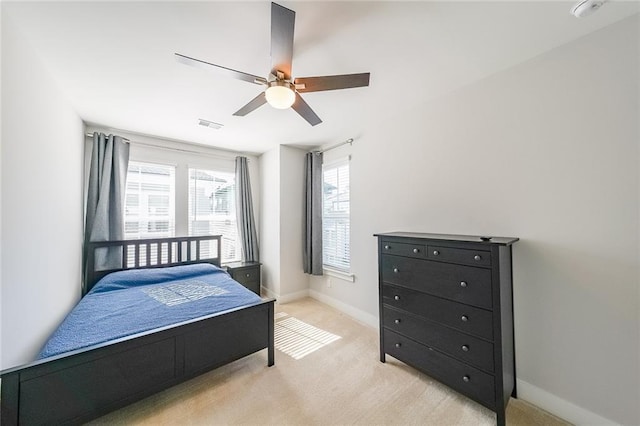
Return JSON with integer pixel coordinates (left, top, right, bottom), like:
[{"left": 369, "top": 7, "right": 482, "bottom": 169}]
[
  {"left": 375, "top": 232, "right": 518, "bottom": 425},
  {"left": 225, "top": 261, "right": 261, "bottom": 295}
]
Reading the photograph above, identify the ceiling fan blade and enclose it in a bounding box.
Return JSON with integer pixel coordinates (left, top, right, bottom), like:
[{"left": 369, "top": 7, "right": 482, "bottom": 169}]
[
  {"left": 294, "top": 73, "right": 370, "bottom": 93},
  {"left": 175, "top": 53, "right": 267, "bottom": 85},
  {"left": 233, "top": 92, "right": 267, "bottom": 116},
  {"left": 291, "top": 93, "right": 322, "bottom": 126},
  {"left": 270, "top": 3, "right": 295, "bottom": 80}
]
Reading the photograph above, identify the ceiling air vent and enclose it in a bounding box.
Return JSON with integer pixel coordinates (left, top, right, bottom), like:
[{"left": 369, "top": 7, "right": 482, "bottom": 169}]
[{"left": 198, "top": 119, "right": 224, "bottom": 130}]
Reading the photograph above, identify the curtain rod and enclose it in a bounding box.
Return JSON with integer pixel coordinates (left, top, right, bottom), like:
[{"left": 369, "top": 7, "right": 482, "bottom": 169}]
[
  {"left": 318, "top": 138, "right": 354, "bottom": 153},
  {"left": 85, "top": 132, "right": 130, "bottom": 142},
  {"left": 84, "top": 132, "right": 242, "bottom": 160}
]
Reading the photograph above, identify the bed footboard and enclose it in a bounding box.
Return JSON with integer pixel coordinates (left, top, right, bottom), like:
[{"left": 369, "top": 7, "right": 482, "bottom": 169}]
[{"left": 1, "top": 299, "right": 275, "bottom": 426}]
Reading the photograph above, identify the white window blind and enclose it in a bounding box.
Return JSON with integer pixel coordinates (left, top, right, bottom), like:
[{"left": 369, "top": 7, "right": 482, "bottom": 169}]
[
  {"left": 124, "top": 161, "right": 176, "bottom": 240},
  {"left": 188, "top": 168, "right": 240, "bottom": 262},
  {"left": 322, "top": 158, "right": 350, "bottom": 272}
]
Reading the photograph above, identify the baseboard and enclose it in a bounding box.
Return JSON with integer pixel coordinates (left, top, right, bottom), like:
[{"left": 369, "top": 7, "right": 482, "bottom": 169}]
[
  {"left": 260, "top": 286, "right": 309, "bottom": 304},
  {"left": 277, "top": 289, "right": 310, "bottom": 304},
  {"left": 516, "top": 379, "right": 617, "bottom": 425},
  {"left": 308, "top": 289, "right": 378, "bottom": 329},
  {"left": 261, "top": 286, "right": 277, "bottom": 300}
]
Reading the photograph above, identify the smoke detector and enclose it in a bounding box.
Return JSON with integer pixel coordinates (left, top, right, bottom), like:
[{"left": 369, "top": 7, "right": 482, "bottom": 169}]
[{"left": 570, "top": 0, "right": 608, "bottom": 18}]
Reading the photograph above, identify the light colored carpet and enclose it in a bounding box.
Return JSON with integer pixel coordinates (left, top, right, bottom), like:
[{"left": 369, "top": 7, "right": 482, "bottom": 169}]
[{"left": 89, "top": 298, "right": 570, "bottom": 425}]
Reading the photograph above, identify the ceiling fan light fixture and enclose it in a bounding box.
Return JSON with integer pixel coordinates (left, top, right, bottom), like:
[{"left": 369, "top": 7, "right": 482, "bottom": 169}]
[{"left": 265, "top": 81, "right": 295, "bottom": 109}]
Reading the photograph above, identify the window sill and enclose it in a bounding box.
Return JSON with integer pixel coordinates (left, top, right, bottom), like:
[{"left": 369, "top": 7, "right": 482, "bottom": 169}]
[{"left": 323, "top": 267, "right": 355, "bottom": 282}]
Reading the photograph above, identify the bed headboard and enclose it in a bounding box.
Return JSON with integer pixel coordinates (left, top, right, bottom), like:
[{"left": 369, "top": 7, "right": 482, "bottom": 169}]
[{"left": 85, "top": 235, "right": 222, "bottom": 295}]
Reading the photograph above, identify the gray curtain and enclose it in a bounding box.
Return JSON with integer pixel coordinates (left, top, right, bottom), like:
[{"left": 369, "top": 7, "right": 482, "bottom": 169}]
[
  {"left": 235, "top": 156, "right": 259, "bottom": 262},
  {"left": 304, "top": 151, "right": 323, "bottom": 275},
  {"left": 83, "top": 132, "right": 130, "bottom": 292}
]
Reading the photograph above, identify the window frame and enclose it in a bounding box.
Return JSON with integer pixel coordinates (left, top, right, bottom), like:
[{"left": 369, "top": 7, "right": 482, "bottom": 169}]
[{"left": 321, "top": 156, "right": 353, "bottom": 280}]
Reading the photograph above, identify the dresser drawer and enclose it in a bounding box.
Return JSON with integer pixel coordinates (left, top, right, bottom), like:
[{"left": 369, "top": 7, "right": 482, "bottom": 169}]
[
  {"left": 380, "top": 241, "right": 426, "bottom": 259},
  {"left": 383, "top": 306, "right": 494, "bottom": 372},
  {"left": 383, "top": 285, "right": 493, "bottom": 341},
  {"left": 382, "top": 255, "right": 492, "bottom": 309},
  {"left": 383, "top": 329, "right": 496, "bottom": 410},
  {"left": 428, "top": 245, "right": 491, "bottom": 267}
]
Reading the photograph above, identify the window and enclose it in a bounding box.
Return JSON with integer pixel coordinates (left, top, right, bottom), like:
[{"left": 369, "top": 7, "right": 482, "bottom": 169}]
[
  {"left": 188, "top": 168, "right": 239, "bottom": 262},
  {"left": 322, "top": 158, "right": 350, "bottom": 272},
  {"left": 124, "top": 162, "right": 176, "bottom": 239},
  {"left": 122, "top": 161, "right": 240, "bottom": 264}
]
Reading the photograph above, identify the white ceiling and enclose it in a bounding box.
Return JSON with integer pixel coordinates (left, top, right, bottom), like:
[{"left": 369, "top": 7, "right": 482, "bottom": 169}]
[{"left": 4, "top": 1, "right": 639, "bottom": 154}]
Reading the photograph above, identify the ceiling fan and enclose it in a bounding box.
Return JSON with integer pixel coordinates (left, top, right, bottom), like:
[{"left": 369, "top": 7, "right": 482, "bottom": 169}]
[{"left": 175, "top": 2, "right": 370, "bottom": 126}]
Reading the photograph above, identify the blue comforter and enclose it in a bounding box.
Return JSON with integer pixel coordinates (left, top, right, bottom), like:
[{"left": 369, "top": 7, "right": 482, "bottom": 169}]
[{"left": 38, "top": 263, "right": 262, "bottom": 359}]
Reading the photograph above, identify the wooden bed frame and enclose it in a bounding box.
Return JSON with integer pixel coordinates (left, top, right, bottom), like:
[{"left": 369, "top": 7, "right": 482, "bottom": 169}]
[{"left": 1, "top": 235, "right": 275, "bottom": 426}]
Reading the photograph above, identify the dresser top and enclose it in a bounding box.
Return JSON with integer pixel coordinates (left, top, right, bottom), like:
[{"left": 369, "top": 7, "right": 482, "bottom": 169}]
[{"left": 374, "top": 232, "right": 518, "bottom": 246}]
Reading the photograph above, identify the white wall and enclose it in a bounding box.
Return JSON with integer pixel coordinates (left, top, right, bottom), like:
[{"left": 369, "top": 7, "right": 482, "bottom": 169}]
[
  {"left": 279, "top": 146, "right": 308, "bottom": 298},
  {"left": 260, "top": 147, "right": 281, "bottom": 296},
  {"left": 1, "top": 13, "right": 84, "bottom": 369},
  {"left": 259, "top": 145, "right": 308, "bottom": 301},
  {"left": 311, "top": 15, "right": 639, "bottom": 426}
]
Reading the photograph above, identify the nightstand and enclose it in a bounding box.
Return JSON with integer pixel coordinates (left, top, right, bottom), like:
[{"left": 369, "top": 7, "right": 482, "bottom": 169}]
[{"left": 225, "top": 261, "right": 261, "bottom": 295}]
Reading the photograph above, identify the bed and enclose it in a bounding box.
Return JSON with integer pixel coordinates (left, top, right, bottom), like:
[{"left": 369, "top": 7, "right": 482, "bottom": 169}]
[{"left": 0, "top": 235, "right": 275, "bottom": 426}]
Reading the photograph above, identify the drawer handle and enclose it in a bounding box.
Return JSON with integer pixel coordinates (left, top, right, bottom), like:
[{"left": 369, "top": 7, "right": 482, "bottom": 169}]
[
  {"left": 394, "top": 295, "right": 401, "bottom": 301},
  {"left": 461, "top": 315, "right": 468, "bottom": 322},
  {"left": 461, "top": 345, "right": 469, "bottom": 352},
  {"left": 395, "top": 343, "right": 402, "bottom": 348},
  {"left": 394, "top": 319, "right": 401, "bottom": 324},
  {"left": 413, "top": 248, "right": 420, "bottom": 253},
  {"left": 246, "top": 273, "right": 251, "bottom": 277},
  {"left": 474, "top": 255, "right": 482, "bottom": 261},
  {"left": 384, "top": 245, "right": 390, "bottom": 250},
  {"left": 460, "top": 281, "right": 467, "bottom": 288},
  {"left": 393, "top": 267, "right": 399, "bottom": 273},
  {"left": 462, "top": 375, "right": 470, "bottom": 383},
  {"left": 433, "top": 250, "right": 440, "bottom": 256}
]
